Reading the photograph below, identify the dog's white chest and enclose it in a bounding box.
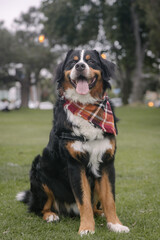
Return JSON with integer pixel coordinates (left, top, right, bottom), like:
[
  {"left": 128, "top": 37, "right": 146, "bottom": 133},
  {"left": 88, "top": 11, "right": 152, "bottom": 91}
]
[
  {"left": 65, "top": 109, "right": 113, "bottom": 177},
  {"left": 72, "top": 139, "right": 112, "bottom": 177}
]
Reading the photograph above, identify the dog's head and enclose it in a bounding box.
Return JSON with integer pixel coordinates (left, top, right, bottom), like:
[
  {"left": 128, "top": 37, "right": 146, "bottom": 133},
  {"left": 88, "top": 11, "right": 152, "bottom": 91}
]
[{"left": 55, "top": 50, "right": 115, "bottom": 103}]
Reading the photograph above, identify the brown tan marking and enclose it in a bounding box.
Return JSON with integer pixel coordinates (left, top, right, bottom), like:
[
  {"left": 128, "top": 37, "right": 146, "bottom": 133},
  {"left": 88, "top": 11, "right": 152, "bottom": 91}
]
[
  {"left": 106, "top": 138, "right": 116, "bottom": 157},
  {"left": 89, "top": 68, "right": 103, "bottom": 99},
  {"left": 73, "top": 56, "right": 79, "bottom": 61},
  {"left": 63, "top": 70, "right": 73, "bottom": 91},
  {"left": 66, "top": 141, "right": 82, "bottom": 161},
  {"left": 85, "top": 55, "right": 91, "bottom": 60},
  {"left": 64, "top": 70, "right": 71, "bottom": 81},
  {"left": 95, "top": 173, "right": 121, "bottom": 224},
  {"left": 42, "top": 184, "right": 59, "bottom": 221},
  {"left": 93, "top": 206, "right": 104, "bottom": 216},
  {"left": 93, "top": 183, "right": 104, "bottom": 216},
  {"left": 75, "top": 170, "right": 95, "bottom": 234}
]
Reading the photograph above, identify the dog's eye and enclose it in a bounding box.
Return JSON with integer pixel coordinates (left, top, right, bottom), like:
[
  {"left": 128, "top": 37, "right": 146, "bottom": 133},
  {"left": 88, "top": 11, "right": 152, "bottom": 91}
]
[
  {"left": 87, "top": 59, "right": 94, "bottom": 64},
  {"left": 66, "top": 60, "right": 77, "bottom": 69},
  {"left": 70, "top": 60, "right": 77, "bottom": 66}
]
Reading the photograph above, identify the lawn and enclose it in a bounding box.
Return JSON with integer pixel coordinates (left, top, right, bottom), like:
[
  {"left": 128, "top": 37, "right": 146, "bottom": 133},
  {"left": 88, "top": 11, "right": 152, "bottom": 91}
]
[{"left": 0, "top": 107, "right": 160, "bottom": 240}]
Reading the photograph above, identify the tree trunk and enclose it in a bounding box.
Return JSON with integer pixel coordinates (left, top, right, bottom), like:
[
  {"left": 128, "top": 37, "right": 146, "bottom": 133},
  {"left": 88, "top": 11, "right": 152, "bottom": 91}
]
[
  {"left": 35, "top": 70, "right": 41, "bottom": 103},
  {"left": 121, "top": 69, "right": 132, "bottom": 104},
  {"left": 118, "top": 64, "right": 132, "bottom": 105},
  {"left": 130, "top": 2, "right": 144, "bottom": 103},
  {"left": 21, "top": 72, "right": 31, "bottom": 107},
  {"left": 21, "top": 79, "right": 30, "bottom": 107}
]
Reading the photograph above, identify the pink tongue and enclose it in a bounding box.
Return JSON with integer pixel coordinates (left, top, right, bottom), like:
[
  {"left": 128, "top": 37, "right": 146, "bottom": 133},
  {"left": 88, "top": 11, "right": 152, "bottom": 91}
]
[{"left": 76, "top": 80, "right": 89, "bottom": 95}]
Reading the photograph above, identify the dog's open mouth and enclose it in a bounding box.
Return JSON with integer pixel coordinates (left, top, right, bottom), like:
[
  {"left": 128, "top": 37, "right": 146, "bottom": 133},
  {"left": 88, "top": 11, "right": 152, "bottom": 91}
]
[{"left": 70, "top": 75, "right": 97, "bottom": 95}]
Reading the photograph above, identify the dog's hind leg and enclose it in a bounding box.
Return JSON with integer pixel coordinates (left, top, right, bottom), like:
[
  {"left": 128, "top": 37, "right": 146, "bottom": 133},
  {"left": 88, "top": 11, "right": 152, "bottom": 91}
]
[
  {"left": 93, "top": 185, "right": 104, "bottom": 217},
  {"left": 42, "top": 184, "right": 59, "bottom": 222}
]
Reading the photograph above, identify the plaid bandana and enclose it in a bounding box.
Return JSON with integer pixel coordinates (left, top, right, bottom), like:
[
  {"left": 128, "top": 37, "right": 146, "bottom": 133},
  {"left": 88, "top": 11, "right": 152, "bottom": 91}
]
[{"left": 64, "top": 93, "right": 117, "bottom": 135}]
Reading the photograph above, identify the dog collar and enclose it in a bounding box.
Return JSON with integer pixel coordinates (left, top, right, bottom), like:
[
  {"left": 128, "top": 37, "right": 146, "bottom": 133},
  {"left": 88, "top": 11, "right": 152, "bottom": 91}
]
[{"left": 60, "top": 132, "right": 88, "bottom": 142}]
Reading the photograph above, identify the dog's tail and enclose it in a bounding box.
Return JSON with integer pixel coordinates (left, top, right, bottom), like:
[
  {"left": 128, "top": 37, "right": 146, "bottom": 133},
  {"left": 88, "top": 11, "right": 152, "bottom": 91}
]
[
  {"left": 16, "top": 190, "right": 31, "bottom": 204},
  {"left": 16, "top": 154, "right": 40, "bottom": 204}
]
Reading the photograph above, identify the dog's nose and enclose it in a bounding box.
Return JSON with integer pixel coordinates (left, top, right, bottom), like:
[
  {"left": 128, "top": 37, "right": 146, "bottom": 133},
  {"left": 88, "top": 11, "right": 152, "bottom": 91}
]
[{"left": 75, "top": 62, "right": 86, "bottom": 71}]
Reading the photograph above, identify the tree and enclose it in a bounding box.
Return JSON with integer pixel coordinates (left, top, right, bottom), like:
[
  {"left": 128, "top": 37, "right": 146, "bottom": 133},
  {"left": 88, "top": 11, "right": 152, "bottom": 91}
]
[
  {"left": 0, "top": 23, "right": 19, "bottom": 88},
  {"left": 40, "top": 0, "right": 160, "bottom": 103},
  {"left": 0, "top": 23, "right": 18, "bottom": 66},
  {"left": 41, "top": 0, "right": 136, "bottom": 103},
  {"left": 14, "top": 7, "right": 55, "bottom": 107},
  {"left": 129, "top": 1, "right": 147, "bottom": 102},
  {"left": 104, "top": 0, "right": 136, "bottom": 104},
  {"left": 41, "top": 0, "right": 100, "bottom": 47},
  {"left": 130, "top": 0, "right": 160, "bottom": 102},
  {"left": 138, "top": 0, "right": 160, "bottom": 58}
]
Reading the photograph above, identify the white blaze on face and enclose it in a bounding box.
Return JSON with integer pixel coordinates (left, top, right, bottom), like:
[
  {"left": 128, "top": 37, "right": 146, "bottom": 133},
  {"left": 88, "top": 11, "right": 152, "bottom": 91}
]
[
  {"left": 80, "top": 49, "right": 85, "bottom": 62},
  {"left": 79, "top": 49, "right": 90, "bottom": 73}
]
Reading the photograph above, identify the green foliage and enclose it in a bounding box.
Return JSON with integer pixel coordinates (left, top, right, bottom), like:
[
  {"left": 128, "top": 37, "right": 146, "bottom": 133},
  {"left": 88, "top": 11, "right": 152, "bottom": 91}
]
[
  {"left": 14, "top": 7, "right": 40, "bottom": 28},
  {"left": 42, "top": 0, "right": 100, "bottom": 46},
  {"left": 15, "top": 8, "right": 57, "bottom": 106},
  {"left": 14, "top": 7, "right": 54, "bottom": 72},
  {"left": 138, "top": 0, "right": 160, "bottom": 57},
  {"left": 0, "top": 28, "right": 16, "bottom": 65},
  {"left": 0, "top": 107, "right": 160, "bottom": 239},
  {"left": 103, "top": 0, "right": 136, "bottom": 103},
  {"left": 104, "top": 0, "right": 136, "bottom": 67},
  {"left": 41, "top": 0, "right": 160, "bottom": 104},
  {"left": 0, "top": 8, "right": 56, "bottom": 106},
  {"left": 0, "top": 25, "right": 19, "bottom": 87}
]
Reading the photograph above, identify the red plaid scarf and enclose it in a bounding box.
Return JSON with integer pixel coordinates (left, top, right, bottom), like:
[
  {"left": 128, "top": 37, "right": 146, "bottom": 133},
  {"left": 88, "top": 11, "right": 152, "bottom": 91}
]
[{"left": 64, "top": 93, "right": 116, "bottom": 135}]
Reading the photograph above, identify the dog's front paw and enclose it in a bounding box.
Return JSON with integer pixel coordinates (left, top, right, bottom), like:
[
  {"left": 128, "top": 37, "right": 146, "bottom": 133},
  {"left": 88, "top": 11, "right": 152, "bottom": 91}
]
[
  {"left": 43, "top": 212, "right": 60, "bottom": 223},
  {"left": 79, "top": 229, "right": 95, "bottom": 237},
  {"left": 107, "top": 222, "right": 130, "bottom": 233}
]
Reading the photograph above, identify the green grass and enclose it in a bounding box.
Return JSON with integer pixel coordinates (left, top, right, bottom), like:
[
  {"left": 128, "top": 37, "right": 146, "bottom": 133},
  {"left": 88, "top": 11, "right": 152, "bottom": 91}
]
[{"left": 0, "top": 107, "right": 160, "bottom": 240}]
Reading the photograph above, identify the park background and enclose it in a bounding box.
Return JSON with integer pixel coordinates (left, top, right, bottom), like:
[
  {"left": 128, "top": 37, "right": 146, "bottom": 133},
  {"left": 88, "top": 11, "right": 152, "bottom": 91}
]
[{"left": 0, "top": 0, "right": 160, "bottom": 239}]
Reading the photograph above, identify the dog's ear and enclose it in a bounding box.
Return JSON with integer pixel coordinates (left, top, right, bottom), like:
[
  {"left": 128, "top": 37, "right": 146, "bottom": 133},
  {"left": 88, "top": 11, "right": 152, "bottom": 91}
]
[
  {"left": 54, "top": 49, "right": 73, "bottom": 84},
  {"left": 54, "top": 61, "right": 65, "bottom": 83},
  {"left": 94, "top": 50, "right": 116, "bottom": 89}
]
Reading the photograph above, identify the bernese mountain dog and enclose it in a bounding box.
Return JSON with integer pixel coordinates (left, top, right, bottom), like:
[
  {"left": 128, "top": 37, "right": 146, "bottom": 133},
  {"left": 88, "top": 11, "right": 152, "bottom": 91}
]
[{"left": 16, "top": 50, "right": 130, "bottom": 236}]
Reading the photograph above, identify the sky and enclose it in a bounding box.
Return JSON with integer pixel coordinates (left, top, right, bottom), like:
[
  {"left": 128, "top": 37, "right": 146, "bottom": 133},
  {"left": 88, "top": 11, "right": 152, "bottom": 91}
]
[{"left": 0, "top": 0, "right": 42, "bottom": 29}]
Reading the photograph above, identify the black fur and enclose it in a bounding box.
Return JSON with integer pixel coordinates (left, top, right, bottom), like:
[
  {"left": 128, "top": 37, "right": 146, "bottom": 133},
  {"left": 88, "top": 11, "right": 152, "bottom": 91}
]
[{"left": 17, "top": 50, "right": 120, "bottom": 228}]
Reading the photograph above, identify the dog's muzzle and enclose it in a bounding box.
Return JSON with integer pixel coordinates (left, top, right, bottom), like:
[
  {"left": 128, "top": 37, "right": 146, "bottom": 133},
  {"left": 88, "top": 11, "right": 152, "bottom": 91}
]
[{"left": 69, "top": 63, "right": 97, "bottom": 95}]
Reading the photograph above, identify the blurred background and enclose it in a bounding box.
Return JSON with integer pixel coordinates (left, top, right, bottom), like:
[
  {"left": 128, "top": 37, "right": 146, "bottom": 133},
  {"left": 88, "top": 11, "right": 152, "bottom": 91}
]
[{"left": 0, "top": 0, "right": 160, "bottom": 110}]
